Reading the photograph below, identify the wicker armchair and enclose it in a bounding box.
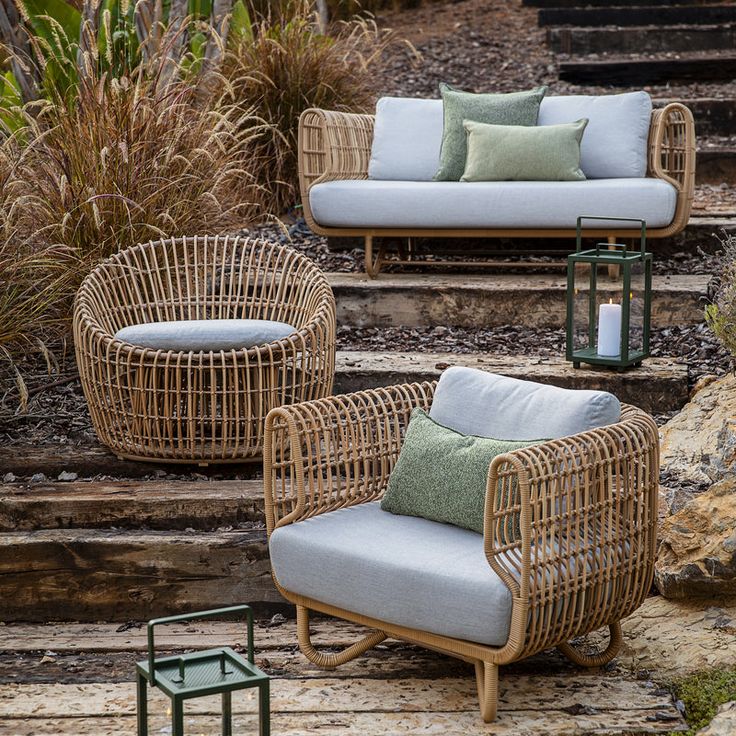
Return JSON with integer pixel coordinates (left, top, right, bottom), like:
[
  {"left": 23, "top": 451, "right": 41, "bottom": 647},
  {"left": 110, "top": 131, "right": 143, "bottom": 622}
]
[
  {"left": 264, "top": 382, "right": 659, "bottom": 721},
  {"left": 74, "top": 235, "right": 336, "bottom": 464}
]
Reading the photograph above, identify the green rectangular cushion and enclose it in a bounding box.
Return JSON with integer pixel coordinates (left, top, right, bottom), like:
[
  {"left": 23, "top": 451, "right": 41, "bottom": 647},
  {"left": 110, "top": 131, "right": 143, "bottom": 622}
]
[
  {"left": 434, "top": 83, "right": 547, "bottom": 182},
  {"left": 381, "top": 408, "right": 541, "bottom": 534},
  {"left": 461, "top": 118, "right": 589, "bottom": 182}
]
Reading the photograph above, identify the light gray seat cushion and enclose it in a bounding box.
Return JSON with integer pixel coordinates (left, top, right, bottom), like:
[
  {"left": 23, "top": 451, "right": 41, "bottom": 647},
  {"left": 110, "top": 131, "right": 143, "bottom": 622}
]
[
  {"left": 367, "top": 92, "right": 652, "bottom": 181},
  {"left": 429, "top": 367, "right": 621, "bottom": 440},
  {"left": 269, "top": 501, "right": 513, "bottom": 646},
  {"left": 114, "top": 318, "right": 297, "bottom": 351},
  {"left": 309, "top": 178, "right": 677, "bottom": 229}
]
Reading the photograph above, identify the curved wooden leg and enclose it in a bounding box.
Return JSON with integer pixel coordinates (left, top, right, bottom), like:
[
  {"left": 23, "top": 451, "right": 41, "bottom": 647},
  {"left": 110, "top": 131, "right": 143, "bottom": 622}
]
[
  {"left": 296, "top": 605, "right": 387, "bottom": 669},
  {"left": 558, "top": 622, "right": 622, "bottom": 667},
  {"left": 474, "top": 660, "right": 499, "bottom": 723}
]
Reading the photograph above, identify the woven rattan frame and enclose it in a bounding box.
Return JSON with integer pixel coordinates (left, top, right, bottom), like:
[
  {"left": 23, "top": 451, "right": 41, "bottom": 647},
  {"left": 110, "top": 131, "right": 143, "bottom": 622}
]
[
  {"left": 74, "top": 235, "right": 336, "bottom": 464},
  {"left": 298, "top": 103, "right": 696, "bottom": 276},
  {"left": 263, "top": 382, "right": 659, "bottom": 721}
]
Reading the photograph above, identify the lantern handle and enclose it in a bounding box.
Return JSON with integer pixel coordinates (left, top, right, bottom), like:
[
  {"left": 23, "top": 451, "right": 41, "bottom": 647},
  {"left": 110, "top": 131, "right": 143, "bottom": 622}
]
[
  {"left": 576, "top": 216, "right": 647, "bottom": 255},
  {"left": 146, "top": 605, "right": 254, "bottom": 686}
]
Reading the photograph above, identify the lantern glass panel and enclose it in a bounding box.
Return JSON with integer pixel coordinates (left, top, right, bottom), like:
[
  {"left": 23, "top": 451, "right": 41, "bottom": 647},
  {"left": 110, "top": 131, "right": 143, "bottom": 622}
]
[{"left": 628, "top": 261, "right": 647, "bottom": 358}]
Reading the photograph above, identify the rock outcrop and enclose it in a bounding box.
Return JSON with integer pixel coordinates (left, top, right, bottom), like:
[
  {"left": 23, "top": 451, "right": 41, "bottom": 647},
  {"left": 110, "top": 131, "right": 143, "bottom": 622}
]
[{"left": 697, "top": 701, "right": 736, "bottom": 736}]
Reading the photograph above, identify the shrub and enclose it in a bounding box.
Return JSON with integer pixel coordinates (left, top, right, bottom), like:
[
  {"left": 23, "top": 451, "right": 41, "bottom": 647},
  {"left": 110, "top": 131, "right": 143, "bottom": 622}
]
[
  {"left": 673, "top": 666, "right": 736, "bottom": 735},
  {"left": 225, "top": 0, "right": 390, "bottom": 213},
  {"left": 706, "top": 233, "right": 736, "bottom": 360}
]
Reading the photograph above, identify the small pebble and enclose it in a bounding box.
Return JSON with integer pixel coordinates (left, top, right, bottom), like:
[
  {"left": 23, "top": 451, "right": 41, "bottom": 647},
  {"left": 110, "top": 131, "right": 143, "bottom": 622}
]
[
  {"left": 2, "top": 472, "right": 16, "bottom": 483},
  {"left": 57, "top": 471, "right": 78, "bottom": 482},
  {"left": 29, "top": 473, "right": 47, "bottom": 484}
]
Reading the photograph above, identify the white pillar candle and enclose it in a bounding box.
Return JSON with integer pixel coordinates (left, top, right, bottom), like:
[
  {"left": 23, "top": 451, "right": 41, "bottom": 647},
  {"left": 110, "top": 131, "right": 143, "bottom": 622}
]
[{"left": 597, "top": 300, "right": 622, "bottom": 357}]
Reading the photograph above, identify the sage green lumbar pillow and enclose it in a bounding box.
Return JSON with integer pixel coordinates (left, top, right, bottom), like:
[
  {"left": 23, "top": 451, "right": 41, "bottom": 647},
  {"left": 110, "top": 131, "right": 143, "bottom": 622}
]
[
  {"left": 381, "top": 408, "right": 540, "bottom": 535},
  {"left": 461, "top": 118, "right": 589, "bottom": 182},
  {"left": 434, "top": 83, "right": 547, "bottom": 182}
]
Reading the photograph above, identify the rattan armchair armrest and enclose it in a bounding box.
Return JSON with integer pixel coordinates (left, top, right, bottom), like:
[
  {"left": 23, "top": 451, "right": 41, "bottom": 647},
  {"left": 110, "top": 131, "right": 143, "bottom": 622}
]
[
  {"left": 263, "top": 382, "right": 434, "bottom": 534},
  {"left": 484, "top": 405, "right": 659, "bottom": 657}
]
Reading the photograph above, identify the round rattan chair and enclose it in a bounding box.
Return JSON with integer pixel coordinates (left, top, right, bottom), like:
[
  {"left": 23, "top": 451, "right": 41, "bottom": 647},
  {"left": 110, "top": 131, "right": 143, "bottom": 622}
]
[{"left": 74, "top": 235, "right": 336, "bottom": 464}]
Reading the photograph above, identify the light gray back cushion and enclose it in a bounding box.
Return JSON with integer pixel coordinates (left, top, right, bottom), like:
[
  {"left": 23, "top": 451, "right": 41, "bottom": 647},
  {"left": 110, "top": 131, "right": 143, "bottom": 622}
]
[
  {"left": 367, "top": 92, "right": 651, "bottom": 181},
  {"left": 429, "top": 367, "right": 621, "bottom": 440},
  {"left": 368, "top": 97, "right": 443, "bottom": 181},
  {"left": 537, "top": 91, "right": 652, "bottom": 178},
  {"left": 115, "top": 318, "right": 296, "bottom": 351}
]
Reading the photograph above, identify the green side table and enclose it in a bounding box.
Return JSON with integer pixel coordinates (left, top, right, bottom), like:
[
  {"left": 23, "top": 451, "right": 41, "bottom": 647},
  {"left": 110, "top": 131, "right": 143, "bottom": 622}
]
[{"left": 136, "top": 605, "right": 270, "bottom": 736}]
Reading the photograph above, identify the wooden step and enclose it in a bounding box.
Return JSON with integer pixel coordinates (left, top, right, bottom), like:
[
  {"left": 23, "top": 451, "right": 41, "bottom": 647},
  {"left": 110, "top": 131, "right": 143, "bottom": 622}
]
[
  {"left": 335, "top": 352, "right": 689, "bottom": 415},
  {"left": 0, "top": 528, "right": 280, "bottom": 622},
  {"left": 539, "top": 4, "right": 736, "bottom": 27},
  {"left": 329, "top": 273, "right": 708, "bottom": 330},
  {"left": 697, "top": 146, "right": 736, "bottom": 185},
  {"left": 559, "top": 55, "right": 736, "bottom": 85},
  {"left": 0, "top": 479, "right": 264, "bottom": 531},
  {"left": 547, "top": 24, "right": 736, "bottom": 55},
  {"left": 656, "top": 98, "right": 736, "bottom": 138}
]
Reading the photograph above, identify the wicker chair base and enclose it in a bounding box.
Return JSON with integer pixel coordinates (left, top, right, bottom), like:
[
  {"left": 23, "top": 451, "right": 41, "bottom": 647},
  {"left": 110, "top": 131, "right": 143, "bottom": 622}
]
[{"left": 286, "top": 593, "right": 622, "bottom": 723}]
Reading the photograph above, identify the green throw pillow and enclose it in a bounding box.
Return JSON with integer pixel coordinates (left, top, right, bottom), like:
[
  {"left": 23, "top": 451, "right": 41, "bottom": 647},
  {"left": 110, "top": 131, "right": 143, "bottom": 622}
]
[
  {"left": 434, "top": 83, "right": 547, "bottom": 182},
  {"left": 381, "top": 408, "right": 541, "bottom": 535},
  {"left": 461, "top": 118, "right": 589, "bottom": 182}
]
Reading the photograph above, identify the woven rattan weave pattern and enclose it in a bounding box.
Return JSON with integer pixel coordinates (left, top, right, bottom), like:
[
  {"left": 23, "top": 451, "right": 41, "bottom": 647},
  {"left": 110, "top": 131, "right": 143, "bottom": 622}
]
[
  {"left": 263, "top": 382, "right": 659, "bottom": 721},
  {"left": 298, "top": 103, "right": 695, "bottom": 276},
  {"left": 74, "top": 235, "right": 336, "bottom": 463}
]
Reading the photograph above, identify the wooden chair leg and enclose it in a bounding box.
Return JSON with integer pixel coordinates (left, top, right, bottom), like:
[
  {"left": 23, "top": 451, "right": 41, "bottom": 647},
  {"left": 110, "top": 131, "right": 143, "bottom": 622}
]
[
  {"left": 558, "top": 622, "right": 623, "bottom": 667},
  {"left": 475, "top": 660, "right": 499, "bottom": 723},
  {"left": 296, "top": 605, "right": 387, "bottom": 669},
  {"left": 364, "top": 234, "right": 382, "bottom": 278}
]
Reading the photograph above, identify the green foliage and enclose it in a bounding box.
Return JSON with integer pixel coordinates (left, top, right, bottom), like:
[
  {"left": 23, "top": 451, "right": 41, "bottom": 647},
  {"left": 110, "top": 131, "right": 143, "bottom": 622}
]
[
  {"left": 706, "top": 233, "right": 736, "bottom": 360},
  {"left": 672, "top": 667, "right": 736, "bottom": 734}
]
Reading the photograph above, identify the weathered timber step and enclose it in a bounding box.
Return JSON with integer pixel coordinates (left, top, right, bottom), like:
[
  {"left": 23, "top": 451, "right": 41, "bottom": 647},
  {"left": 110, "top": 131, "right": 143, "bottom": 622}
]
[
  {"left": 559, "top": 55, "right": 736, "bottom": 85},
  {"left": 0, "top": 441, "right": 262, "bottom": 481},
  {"left": 335, "top": 352, "right": 688, "bottom": 415},
  {"left": 0, "top": 677, "right": 683, "bottom": 735},
  {"left": 0, "top": 528, "right": 281, "bottom": 622},
  {"left": 329, "top": 273, "right": 708, "bottom": 330},
  {"left": 698, "top": 146, "right": 736, "bottom": 185},
  {"left": 656, "top": 98, "right": 736, "bottom": 138},
  {"left": 547, "top": 24, "right": 736, "bottom": 56},
  {"left": 538, "top": 4, "right": 736, "bottom": 27},
  {"left": 0, "top": 479, "right": 264, "bottom": 532}
]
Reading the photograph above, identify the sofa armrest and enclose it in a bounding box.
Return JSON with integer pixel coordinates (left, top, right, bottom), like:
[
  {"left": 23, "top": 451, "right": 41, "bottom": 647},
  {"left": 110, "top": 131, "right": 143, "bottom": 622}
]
[
  {"left": 298, "top": 107, "right": 375, "bottom": 196},
  {"left": 485, "top": 404, "right": 659, "bottom": 658},
  {"left": 263, "top": 382, "right": 434, "bottom": 533}
]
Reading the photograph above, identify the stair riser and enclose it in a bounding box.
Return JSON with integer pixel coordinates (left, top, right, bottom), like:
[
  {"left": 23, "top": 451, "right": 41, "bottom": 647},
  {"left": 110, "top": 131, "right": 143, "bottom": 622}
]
[
  {"left": 330, "top": 275, "right": 708, "bottom": 330},
  {"left": 656, "top": 99, "right": 736, "bottom": 139},
  {"left": 698, "top": 150, "right": 736, "bottom": 186},
  {"left": 559, "top": 58, "right": 736, "bottom": 86},
  {"left": 0, "top": 530, "right": 282, "bottom": 622},
  {"left": 547, "top": 26, "right": 736, "bottom": 56},
  {"left": 539, "top": 6, "right": 736, "bottom": 27}
]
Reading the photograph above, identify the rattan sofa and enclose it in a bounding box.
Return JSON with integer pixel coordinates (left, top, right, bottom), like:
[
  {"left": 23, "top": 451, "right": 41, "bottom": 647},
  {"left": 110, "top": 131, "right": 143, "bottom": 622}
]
[
  {"left": 263, "top": 379, "right": 659, "bottom": 721},
  {"left": 298, "top": 96, "right": 695, "bottom": 276},
  {"left": 74, "top": 235, "right": 336, "bottom": 464}
]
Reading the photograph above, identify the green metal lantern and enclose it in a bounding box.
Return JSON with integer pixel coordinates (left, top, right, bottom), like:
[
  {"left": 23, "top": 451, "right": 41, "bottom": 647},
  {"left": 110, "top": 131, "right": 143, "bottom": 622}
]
[{"left": 566, "top": 216, "right": 652, "bottom": 370}]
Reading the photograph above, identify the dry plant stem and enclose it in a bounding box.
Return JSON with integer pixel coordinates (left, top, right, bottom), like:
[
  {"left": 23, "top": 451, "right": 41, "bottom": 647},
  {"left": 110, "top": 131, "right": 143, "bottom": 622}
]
[
  {"left": 77, "top": 0, "right": 101, "bottom": 83},
  {"left": 0, "top": 0, "right": 39, "bottom": 102},
  {"left": 264, "top": 385, "right": 659, "bottom": 721}
]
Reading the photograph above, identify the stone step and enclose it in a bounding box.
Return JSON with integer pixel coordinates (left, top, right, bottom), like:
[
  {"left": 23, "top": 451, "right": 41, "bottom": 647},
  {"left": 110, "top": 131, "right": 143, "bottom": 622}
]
[
  {"left": 329, "top": 273, "right": 708, "bottom": 330},
  {"left": 656, "top": 98, "right": 736, "bottom": 138},
  {"left": 547, "top": 24, "right": 736, "bottom": 55},
  {"left": 558, "top": 55, "right": 736, "bottom": 85},
  {"left": 538, "top": 4, "right": 736, "bottom": 27},
  {"left": 0, "top": 527, "right": 280, "bottom": 622},
  {"left": 698, "top": 146, "right": 736, "bottom": 185},
  {"left": 335, "top": 351, "right": 689, "bottom": 415}
]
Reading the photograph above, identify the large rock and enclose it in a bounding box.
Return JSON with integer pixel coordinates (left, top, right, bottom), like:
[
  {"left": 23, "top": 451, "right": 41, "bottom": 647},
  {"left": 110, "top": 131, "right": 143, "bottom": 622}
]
[
  {"left": 659, "top": 373, "right": 736, "bottom": 486},
  {"left": 697, "top": 701, "right": 736, "bottom": 736},
  {"left": 656, "top": 476, "right": 736, "bottom": 598},
  {"left": 588, "top": 595, "right": 736, "bottom": 680}
]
